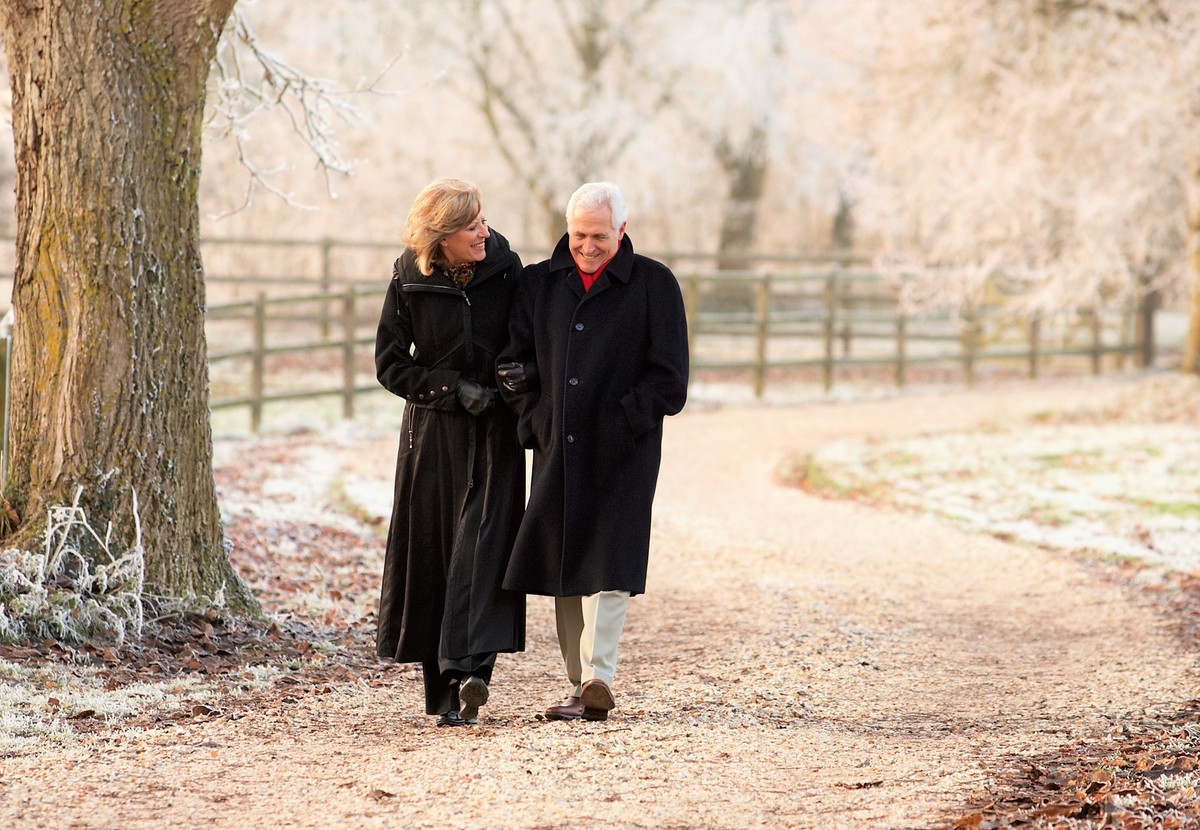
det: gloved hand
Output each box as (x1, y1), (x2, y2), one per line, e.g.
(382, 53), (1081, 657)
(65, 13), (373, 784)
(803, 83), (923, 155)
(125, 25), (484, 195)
(497, 361), (538, 394)
(455, 379), (495, 415)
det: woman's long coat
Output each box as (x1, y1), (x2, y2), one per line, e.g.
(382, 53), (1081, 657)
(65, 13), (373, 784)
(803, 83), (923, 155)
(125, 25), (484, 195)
(498, 233), (689, 597)
(374, 230), (525, 664)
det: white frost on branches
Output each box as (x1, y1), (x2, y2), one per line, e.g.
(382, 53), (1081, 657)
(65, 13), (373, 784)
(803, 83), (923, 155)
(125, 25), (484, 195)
(850, 0), (1200, 314)
(206, 9), (393, 213)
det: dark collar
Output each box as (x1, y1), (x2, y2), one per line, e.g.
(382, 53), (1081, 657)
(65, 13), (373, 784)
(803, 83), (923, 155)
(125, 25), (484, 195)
(398, 230), (516, 287)
(549, 233), (635, 285)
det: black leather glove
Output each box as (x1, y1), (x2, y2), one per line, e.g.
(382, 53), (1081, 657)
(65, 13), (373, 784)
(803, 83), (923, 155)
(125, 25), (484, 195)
(497, 361), (537, 394)
(455, 379), (495, 415)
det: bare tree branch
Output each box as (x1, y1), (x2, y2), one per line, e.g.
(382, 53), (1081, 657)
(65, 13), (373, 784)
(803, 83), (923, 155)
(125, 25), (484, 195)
(205, 9), (400, 212)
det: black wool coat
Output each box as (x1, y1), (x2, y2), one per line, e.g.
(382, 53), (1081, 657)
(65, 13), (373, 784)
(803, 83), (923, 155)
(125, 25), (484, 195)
(374, 230), (526, 664)
(498, 233), (689, 597)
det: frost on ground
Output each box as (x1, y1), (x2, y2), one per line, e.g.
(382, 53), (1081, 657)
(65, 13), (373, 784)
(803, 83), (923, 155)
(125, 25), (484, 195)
(791, 374), (1200, 575)
(0, 372), (1197, 830)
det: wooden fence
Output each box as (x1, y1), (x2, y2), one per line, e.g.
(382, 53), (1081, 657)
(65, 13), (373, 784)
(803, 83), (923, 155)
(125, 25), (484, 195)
(677, 270), (1152, 397)
(207, 288), (384, 431)
(0, 234), (1156, 433)
(204, 270), (1152, 431)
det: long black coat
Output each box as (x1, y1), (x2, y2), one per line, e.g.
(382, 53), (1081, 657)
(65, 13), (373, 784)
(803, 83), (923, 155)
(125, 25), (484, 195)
(498, 234), (689, 597)
(374, 230), (525, 664)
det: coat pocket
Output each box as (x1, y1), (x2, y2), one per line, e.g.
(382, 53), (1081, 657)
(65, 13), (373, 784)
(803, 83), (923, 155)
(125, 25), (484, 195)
(598, 406), (635, 458)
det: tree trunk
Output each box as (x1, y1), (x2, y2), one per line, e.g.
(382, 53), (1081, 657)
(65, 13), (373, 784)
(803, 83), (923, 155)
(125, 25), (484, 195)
(831, 186), (856, 252)
(0, 0), (257, 612)
(715, 125), (769, 272)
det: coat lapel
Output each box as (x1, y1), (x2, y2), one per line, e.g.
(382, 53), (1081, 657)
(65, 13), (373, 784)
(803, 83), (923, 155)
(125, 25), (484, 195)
(548, 233), (637, 302)
(548, 236), (585, 300)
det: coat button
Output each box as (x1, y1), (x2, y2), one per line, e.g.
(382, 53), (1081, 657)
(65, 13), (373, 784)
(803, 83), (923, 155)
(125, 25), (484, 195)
(566, 434), (575, 443)
(574, 323), (584, 331)
(569, 377), (579, 386)
(418, 394), (426, 399)
(441, 386), (449, 392)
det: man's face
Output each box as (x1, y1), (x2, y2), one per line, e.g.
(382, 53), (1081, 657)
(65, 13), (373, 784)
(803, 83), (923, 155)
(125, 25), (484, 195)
(568, 205), (625, 273)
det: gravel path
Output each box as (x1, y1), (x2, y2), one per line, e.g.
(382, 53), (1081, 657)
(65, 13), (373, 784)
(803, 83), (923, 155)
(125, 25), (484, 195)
(2, 377), (1195, 829)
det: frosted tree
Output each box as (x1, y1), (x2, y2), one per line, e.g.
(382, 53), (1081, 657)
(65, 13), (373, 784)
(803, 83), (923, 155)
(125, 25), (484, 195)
(855, 0), (1200, 371)
(0, 0), (257, 613)
(396, 0), (846, 263)
(403, 0), (674, 245)
(205, 8), (374, 215)
(660, 0), (790, 269)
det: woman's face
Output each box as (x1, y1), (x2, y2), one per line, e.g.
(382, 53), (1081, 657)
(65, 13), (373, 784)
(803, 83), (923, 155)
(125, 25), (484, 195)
(440, 211), (490, 265)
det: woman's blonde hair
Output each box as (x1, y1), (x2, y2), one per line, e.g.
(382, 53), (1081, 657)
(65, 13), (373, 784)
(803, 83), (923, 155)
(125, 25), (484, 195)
(403, 178), (483, 276)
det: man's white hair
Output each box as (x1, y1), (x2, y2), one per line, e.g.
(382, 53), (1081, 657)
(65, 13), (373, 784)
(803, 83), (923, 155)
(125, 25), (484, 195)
(566, 182), (628, 231)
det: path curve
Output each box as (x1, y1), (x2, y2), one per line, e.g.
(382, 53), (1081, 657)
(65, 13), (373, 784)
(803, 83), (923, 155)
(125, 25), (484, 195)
(2, 378), (1194, 829)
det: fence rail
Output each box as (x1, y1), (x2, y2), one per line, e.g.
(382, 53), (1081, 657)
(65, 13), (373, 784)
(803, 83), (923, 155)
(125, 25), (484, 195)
(205, 270), (1151, 431)
(0, 234), (1154, 433)
(677, 270), (1150, 397)
(207, 288), (383, 431)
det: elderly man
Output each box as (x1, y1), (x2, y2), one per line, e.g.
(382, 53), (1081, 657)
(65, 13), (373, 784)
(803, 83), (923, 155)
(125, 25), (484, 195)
(497, 182), (689, 721)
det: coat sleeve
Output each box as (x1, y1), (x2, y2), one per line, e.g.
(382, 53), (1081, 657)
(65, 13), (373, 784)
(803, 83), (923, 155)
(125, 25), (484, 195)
(620, 263), (690, 437)
(497, 263), (547, 449)
(375, 260), (462, 407)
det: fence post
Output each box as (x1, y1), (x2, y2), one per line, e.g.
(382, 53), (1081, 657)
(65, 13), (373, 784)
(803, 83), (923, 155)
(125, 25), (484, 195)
(251, 292), (266, 432)
(961, 310), (977, 388)
(1089, 308), (1102, 375)
(683, 274), (699, 366)
(840, 285), (853, 356)
(753, 273), (770, 399)
(1136, 289), (1158, 368)
(895, 313), (907, 388)
(342, 288), (357, 420)
(1028, 314), (1040, 379)
(822, 273), (836, 392)
(320, 238), (333, 342)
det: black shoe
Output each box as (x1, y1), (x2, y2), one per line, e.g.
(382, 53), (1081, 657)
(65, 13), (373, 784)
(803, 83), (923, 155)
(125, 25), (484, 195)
(459, 676), (489, 723)
(436, 711), (467, 727)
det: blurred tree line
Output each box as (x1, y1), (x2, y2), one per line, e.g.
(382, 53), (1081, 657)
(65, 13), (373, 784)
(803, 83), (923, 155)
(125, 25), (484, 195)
(200, 0), (1199, 369)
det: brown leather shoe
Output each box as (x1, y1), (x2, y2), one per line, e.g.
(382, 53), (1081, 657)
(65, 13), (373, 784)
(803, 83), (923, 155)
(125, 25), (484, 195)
(545, 696), (584, 721)
(581, 679), (615, 721)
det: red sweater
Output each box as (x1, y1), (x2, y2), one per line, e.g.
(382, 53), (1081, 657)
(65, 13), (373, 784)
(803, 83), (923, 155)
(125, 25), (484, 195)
(577, 256), (615, 292)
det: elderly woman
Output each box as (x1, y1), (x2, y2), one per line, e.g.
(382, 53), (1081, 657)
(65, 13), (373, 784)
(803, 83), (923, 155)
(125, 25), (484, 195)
(374, 178), (526, 727)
